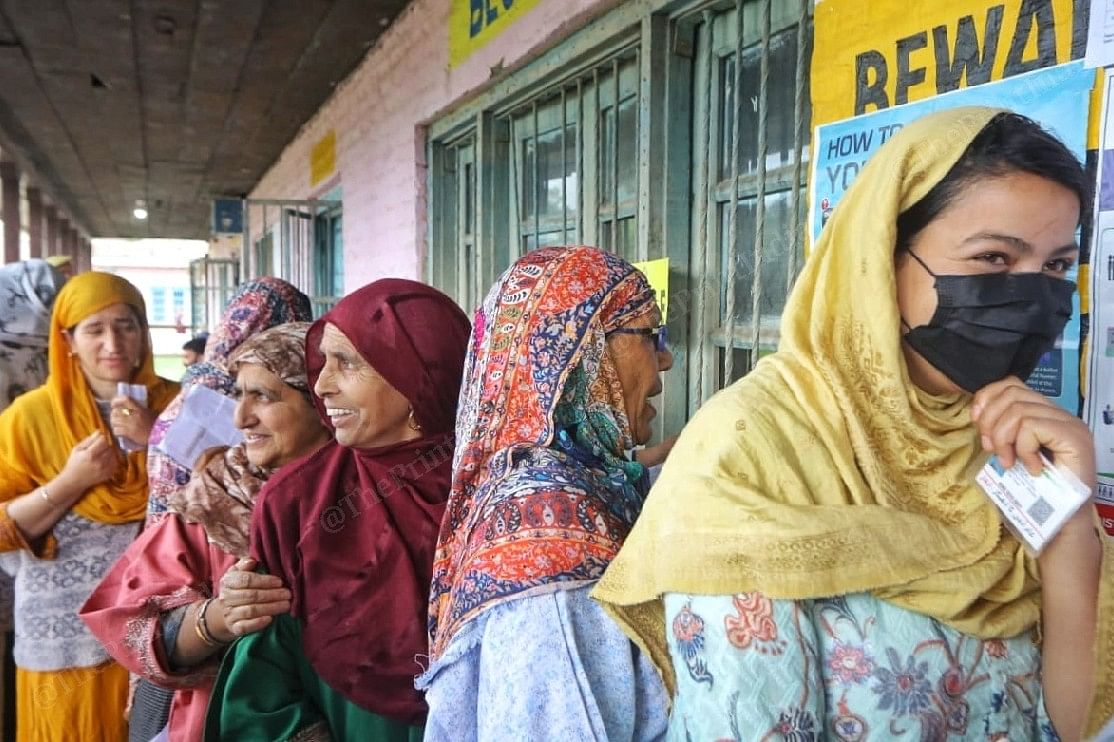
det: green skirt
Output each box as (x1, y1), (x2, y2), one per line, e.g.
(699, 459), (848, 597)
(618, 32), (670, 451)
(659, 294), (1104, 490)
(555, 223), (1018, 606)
(203, 612), (423, 741)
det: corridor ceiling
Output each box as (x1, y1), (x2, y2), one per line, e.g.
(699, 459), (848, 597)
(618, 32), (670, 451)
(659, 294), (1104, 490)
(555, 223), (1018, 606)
(0, 0), (408, 239)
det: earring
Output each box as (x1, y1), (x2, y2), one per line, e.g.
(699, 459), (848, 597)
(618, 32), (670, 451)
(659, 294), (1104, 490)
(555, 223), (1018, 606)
(407, 409), (422, 432)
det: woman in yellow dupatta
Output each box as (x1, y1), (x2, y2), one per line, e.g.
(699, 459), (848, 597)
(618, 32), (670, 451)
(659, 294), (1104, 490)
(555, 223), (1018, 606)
(0, 272), (178, 741)
(595, 107), (1114, 741)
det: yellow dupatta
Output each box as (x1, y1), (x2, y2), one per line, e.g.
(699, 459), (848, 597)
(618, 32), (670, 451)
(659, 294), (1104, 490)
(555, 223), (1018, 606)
(593, 106), (1114, 734)
(0, 271), (178, 524)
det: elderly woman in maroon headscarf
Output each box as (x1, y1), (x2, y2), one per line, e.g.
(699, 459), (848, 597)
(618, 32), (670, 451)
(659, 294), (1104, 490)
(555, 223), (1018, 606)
(204, 279), (470, 741)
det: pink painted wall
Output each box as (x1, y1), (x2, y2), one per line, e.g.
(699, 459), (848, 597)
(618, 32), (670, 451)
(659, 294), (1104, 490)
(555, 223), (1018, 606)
(250, 0), (618, 293)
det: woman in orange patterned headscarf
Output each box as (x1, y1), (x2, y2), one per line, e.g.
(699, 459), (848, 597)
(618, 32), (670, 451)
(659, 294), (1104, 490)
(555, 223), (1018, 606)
(0, 271), (177, 741)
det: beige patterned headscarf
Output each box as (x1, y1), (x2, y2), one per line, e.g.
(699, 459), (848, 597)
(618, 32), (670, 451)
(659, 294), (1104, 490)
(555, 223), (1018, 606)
(227, 321), (313, 401)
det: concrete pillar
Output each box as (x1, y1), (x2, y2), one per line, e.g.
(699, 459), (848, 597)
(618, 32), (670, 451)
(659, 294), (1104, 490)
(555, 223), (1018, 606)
(45, 206), (57, 257)
(26, 188), (42, 258)
(57, 218), (70, 259)
(0, 161), (19, 264)
(79, 238), (90, 273)
(64, 224), (76, 261)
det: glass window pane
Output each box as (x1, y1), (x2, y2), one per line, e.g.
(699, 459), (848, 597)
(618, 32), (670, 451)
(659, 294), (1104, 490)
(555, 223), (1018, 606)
(464, 160), (474, 236)
(522, 137), (536, 219)
(332, 216), (343, 295)
(617, 96), (638, 205)
(598, 217), (636, 256)
(717, 346), (775, 386)
(601, 106), (615, 205)
(151, 287), (166, 323)
(464, 242), (475, 309)
(720, 24), (812, 180)
(524, 230), (566, 252)
(536, 123), (577, 219)
(720, 189), (793, 322)
(600, 98), (636, 211)
(718, 347), (752, 387)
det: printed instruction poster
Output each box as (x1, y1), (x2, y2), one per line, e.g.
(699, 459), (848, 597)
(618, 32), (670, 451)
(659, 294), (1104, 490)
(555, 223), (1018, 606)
(810, 62), (1094, 413)
(632, 258), (669, 321)
(1087, 73), (1114, 517)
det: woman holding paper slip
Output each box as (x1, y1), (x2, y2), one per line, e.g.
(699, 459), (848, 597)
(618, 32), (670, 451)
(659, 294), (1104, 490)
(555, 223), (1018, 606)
(133, 277), (312, 738)
(595, 108), (1114, 741)
(0, 272), (178, 741)
(145, 277), (312, 522)
(81, 323), (331, 742)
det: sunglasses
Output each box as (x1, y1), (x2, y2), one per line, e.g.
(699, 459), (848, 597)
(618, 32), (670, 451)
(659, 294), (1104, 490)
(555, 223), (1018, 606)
(606, 325), (669, 353)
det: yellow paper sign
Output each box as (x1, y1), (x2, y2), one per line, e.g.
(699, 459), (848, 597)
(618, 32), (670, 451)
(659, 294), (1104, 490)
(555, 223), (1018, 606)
(811, 0), (1079, 128)
(449, 0), (542, 68)
(632, 257), (669, 321)
(310, 130), (337, 187)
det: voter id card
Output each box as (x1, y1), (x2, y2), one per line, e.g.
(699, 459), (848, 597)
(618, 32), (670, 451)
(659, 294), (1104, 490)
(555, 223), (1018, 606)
(975, 453), (1092, 555)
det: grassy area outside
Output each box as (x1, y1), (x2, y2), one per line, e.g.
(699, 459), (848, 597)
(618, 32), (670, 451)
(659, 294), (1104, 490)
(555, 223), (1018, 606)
(154, 355), (186, 381)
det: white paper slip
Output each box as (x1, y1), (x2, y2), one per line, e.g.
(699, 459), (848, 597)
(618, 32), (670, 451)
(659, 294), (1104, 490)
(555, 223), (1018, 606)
(115, 382), (148, 453)
(158, 384), (243, 469)
(1085, 0), (1114, 68)
(975, 453), (1092, 555)
(1091, 711), (1114, 741)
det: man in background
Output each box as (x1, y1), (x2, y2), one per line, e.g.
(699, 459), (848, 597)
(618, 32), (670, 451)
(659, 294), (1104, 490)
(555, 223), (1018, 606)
(182, 333), (207, 367)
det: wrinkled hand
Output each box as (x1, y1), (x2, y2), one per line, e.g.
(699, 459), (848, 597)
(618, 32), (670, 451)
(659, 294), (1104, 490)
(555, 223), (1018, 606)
(60, 432), (118, 492)
(634, 434), (680, 468)
(110, 395), (156, 449)
(215, 558), (292, 638)
(972, 377), (1097, 544)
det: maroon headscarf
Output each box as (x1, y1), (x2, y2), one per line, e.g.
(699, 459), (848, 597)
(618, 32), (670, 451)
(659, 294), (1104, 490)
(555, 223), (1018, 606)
(250, 279), (470, 724)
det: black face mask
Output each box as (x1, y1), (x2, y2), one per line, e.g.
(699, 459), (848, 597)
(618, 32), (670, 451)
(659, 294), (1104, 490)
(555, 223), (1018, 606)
(901, 251), (1075, 393)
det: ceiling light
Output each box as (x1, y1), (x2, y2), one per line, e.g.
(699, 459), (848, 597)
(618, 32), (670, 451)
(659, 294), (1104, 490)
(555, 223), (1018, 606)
(153, 15), (177, 36)
(133, 200), (148, 220)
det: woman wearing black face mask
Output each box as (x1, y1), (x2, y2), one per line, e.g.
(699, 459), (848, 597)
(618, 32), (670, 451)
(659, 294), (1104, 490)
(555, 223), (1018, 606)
(596, 108), (1114, 741)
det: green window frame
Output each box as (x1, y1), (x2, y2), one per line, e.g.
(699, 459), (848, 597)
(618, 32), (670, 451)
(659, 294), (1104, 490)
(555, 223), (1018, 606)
(426, 0), (813, 433)
(429, 45), (644, 316)
(314, 205), (344, 315)
(688, 0), (812, 404)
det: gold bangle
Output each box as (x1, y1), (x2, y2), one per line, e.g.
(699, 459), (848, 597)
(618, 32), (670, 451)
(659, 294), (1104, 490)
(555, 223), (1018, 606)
(195, 598), (230, 647)
(193, 599), (220, 648)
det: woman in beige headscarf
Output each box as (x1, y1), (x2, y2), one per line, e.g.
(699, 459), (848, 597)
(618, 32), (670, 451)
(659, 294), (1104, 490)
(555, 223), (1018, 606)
(595, 107), (1114, 740)
(81, 323), (330, 742)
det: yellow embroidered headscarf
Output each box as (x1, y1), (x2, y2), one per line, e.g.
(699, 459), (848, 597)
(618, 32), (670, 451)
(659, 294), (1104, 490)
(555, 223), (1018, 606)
(594, 106), (1114, 734)
(0, 271), (178, 524)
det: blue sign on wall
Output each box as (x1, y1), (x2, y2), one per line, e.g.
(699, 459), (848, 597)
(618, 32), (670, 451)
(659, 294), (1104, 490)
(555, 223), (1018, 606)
(212, 199), (244, 234)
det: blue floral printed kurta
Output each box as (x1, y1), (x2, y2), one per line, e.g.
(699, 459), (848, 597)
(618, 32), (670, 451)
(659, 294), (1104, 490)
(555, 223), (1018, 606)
(663, 592), (1058, 741)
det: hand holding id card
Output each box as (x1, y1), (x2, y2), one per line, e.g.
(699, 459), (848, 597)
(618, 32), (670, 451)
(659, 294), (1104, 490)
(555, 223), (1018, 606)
(976, 453), (1092, 555)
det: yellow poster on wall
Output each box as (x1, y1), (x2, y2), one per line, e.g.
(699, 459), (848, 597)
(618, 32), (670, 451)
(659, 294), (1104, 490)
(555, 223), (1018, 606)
(310, 130), (337, 187)
(811, 0), (1083, 128)
(449, 0), (542, 68)
(632, 257), (669, 321)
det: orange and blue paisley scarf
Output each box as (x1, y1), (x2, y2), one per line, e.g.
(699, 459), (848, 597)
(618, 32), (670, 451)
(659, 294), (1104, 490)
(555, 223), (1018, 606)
(428, 246), (658, 659)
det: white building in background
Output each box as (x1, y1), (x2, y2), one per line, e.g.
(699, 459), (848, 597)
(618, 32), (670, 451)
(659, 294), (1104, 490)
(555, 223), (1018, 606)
(0, 220), (30, 258)
(91, 239), (209, 358)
